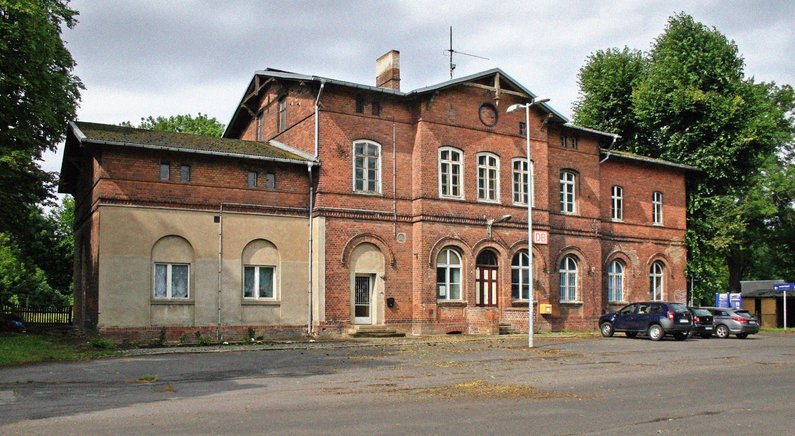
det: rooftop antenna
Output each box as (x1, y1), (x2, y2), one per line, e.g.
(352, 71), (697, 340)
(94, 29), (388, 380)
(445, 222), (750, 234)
(447, 26), (488, 79)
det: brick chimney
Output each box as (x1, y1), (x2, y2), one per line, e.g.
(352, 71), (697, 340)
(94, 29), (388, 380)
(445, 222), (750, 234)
(375, 50), (400, 90)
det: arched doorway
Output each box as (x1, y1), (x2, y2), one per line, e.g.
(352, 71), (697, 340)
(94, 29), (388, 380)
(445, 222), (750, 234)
(476, 250), (498, 307)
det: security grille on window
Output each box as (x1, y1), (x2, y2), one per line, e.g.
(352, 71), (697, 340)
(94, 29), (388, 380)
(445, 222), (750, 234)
(436, 248), (462, 300)
(160, 163), (170, 181)
(560, 170), (576, 213)
(439, 148), (463, 198)
(353, 141), (381, 193)
(512, 159), (533, 206)
(650, 261), (664, 301)
(243, 265), (275, 300)
(559, 255), (578, 302)
(511, 250), (530, 301)
(607, 260), (624, 302)
(277, 97), (287, 132)
(154, 263), (189, 299)
(477, 153), (499, 202)
(611, 186), (623, 221)
(180, 165), (191, 182)
(652, 191), (663, 225)
(247, 171), (257, 188)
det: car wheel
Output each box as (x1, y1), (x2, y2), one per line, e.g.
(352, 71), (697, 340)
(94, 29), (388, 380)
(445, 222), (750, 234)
(648, 324), (664, 341)
(600, 322), (615, 337)
(626, 332), (638, 338)
(716, 324), (730, 339)
(736, 333), (748, 339)
(701, 334), (712, 339)
(673, 332), (688, 341)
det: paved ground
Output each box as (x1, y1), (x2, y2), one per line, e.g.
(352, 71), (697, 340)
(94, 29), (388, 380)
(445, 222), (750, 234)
(1, 332), (794, 435)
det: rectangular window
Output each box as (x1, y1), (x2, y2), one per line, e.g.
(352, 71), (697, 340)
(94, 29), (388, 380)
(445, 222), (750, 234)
(277, 97), (287, 132)
(153, 263), (189, 299)
(611, 186), (623, 221)
(256, 112), (265, 141)
(243, 266), (275, 300)
(570, 136), (578, 150)
(180, 165), (191, 182)
(353, 141), (380, 193)
(371, 101), (381, 116)
(512, 159), (533, 206)
(265, 172), (276, 190)
(439, 148), (463, 198)
(160, 163), (170, 181)
(355, 96), (365, 114)
(247, 171), (257, 188)
(560, 135), (568, 148)
(477, 154), (499, 202)
(519, 122), (526, 136)
(652, 191), (663, 225)
(560, 171), (576, 213)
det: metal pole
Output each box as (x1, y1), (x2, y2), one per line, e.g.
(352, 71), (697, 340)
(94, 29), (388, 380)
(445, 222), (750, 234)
(525, 105), (534, 348)
(785, 290), (788, 331)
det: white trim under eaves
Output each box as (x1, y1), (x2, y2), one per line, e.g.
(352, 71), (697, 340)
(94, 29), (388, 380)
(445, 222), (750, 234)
(69, 121), (87, 141)
(563, 122), (621, 139)
(267, 139), (317, 162)
(80, 137), (319, 167)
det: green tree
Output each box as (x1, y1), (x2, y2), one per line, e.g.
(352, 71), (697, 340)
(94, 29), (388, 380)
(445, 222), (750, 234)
(0, 0), (82, 238)
(573, 13), (794, 299)
(121, 113), (225, 137)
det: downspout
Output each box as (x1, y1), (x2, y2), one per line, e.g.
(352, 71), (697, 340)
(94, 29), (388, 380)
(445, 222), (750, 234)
(307, 165), (314, 335)
(392, 122), (397, 237)
(599, 134), (619, 164)
(217, 203), (223, 341)
(314, 80), (326, 158)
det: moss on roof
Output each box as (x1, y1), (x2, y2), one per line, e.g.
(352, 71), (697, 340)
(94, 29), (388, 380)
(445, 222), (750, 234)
(74, 121), (312, 163)
(600, 149), (698, 172)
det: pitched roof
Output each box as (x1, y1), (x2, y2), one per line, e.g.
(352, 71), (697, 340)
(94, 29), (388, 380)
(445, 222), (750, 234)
(599, 149), (699, 172)
(70, 121), (317, 165)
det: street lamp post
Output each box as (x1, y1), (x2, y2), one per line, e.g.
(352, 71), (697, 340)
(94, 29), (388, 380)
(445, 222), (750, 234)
(507, 97), (549, 348)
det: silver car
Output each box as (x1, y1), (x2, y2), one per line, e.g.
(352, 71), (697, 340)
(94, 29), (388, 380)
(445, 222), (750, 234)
(702, 307), (760, 339)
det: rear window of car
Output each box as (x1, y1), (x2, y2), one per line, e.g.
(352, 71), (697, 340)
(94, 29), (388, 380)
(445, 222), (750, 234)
(734, 310), (753, 318)
(668, 303), (689, 313)
(691, 308), (711, 316)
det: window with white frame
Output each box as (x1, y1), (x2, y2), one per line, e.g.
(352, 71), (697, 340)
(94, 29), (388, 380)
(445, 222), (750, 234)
(650, 261), (664, 301)
(570, 136), (578, 150)
(439, 147), (463, 198)
(243, 265), (275, 300)
(436, 248), (462, 300)
(560, 170), (576, 213)
(607, 260), (624, 302)
(353, 140), (381, 193)
(652, 191), (663, 225)
(559, 255), (578, 302)
(611, 185), (623, 221)
(277, 96), (287, 132)
(560, 135), (568, 148)
(477, 153), (499, 202)
(512, 159), (533, 206)
(511, 250), (530, 301)
(153, 263), (189, 299)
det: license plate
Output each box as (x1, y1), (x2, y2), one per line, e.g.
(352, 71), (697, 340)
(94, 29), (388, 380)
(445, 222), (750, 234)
(679, 319), (689, 323)
(705, 326), (712, 330)
(749, 321), (757, 324)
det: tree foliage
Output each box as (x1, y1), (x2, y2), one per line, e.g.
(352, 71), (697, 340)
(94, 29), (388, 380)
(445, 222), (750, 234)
(573, 13), (795, 300)
(0, 0), (82, 237)
(121, 113), (225, 137)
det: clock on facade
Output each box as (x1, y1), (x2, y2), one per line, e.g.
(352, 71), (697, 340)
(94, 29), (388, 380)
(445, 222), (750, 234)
(478, 103), (498, 126)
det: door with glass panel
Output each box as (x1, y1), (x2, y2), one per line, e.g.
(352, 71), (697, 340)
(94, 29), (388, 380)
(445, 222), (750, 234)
(476, 251), (498, 307)
(354, 275), (373, 324)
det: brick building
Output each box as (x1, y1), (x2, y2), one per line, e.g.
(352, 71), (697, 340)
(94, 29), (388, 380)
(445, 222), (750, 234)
(61, 51), (694, 341)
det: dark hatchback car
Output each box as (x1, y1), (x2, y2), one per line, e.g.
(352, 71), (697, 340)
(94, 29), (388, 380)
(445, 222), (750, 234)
(600, 302), (693, 341)
(688, 307), (714, 339)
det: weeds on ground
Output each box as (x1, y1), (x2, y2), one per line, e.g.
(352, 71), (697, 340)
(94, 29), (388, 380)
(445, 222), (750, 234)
(0, 333), (117, 367)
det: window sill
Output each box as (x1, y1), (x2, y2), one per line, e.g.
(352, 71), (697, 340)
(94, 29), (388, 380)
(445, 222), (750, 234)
(151, 299), (194, 305)
(437, 300), (467, 307)
(242, 300), (281, 306)
(439, 195), (466, 201)
(559, 300), (583, 306)
(611, 219), (623, 223)
(477, 199), (501, 205)
(352, 190), (382, 197)
(608, 300), (628, 305)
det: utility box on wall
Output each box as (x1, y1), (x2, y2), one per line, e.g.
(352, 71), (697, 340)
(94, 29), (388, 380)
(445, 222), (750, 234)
(539, 303), (552, 314)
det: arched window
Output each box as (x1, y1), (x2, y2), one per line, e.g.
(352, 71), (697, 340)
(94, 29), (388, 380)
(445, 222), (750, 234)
(607, 260), (624, 302)
(353, 140), (381, 193)
(476, 153), (500, 202)
(242, 239), (279, 301)
(560, 170), (576, 214)
(512, 250), (530, 301)
(559, 255), (578, 302)
(436, 248), (462, 300)
(650, 261), (664, 301)
(152, 236), (193, 300)
(439, 147), (463, 199)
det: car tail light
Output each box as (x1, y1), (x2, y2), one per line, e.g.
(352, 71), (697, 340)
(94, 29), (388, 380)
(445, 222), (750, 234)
(731, 316), (747, 323)
(694, 316), (701, 323)
(668, 311), (675, 321)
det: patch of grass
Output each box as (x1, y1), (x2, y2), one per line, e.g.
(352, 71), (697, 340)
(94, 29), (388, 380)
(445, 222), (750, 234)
(136, 375), (159, 383)
(411, 379), (578, 400)
(89, 336), (117, 350)
(0, 333), (117, 367)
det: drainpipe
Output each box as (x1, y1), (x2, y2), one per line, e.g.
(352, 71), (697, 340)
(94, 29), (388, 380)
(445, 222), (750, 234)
(307, 164), (314, 335)
(314, 80), (326, 158)
(217, 203), (224, 341)
(392, 122), (397, 237)
(599, 134), (619, 164)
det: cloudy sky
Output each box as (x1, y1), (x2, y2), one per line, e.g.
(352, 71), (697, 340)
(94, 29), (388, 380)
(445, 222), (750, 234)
(43, 0), (795, 173)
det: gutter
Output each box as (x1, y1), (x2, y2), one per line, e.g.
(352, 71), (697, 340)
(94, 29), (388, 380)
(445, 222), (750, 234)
(599, 135), (619, 164)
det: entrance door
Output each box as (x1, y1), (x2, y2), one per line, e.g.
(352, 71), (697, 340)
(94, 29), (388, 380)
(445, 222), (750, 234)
(354, 275), (373, 324)
(476, 251), (498, 307)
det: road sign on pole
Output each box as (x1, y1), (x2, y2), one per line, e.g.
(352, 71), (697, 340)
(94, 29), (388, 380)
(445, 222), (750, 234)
(772, 283), (793, 331)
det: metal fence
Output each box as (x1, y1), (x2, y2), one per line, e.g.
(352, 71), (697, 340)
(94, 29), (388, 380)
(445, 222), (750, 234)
(1, 305), (73, 326)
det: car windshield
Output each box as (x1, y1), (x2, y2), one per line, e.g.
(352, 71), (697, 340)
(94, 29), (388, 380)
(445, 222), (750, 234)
(669, 303), (688, 313)
(691, 308), (711, 316)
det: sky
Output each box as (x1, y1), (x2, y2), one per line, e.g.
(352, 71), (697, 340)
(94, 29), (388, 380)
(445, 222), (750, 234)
(42, 0), (795, 174)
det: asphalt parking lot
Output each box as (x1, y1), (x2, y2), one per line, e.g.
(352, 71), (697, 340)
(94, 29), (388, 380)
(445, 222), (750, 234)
(1, 332), (794, 435)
